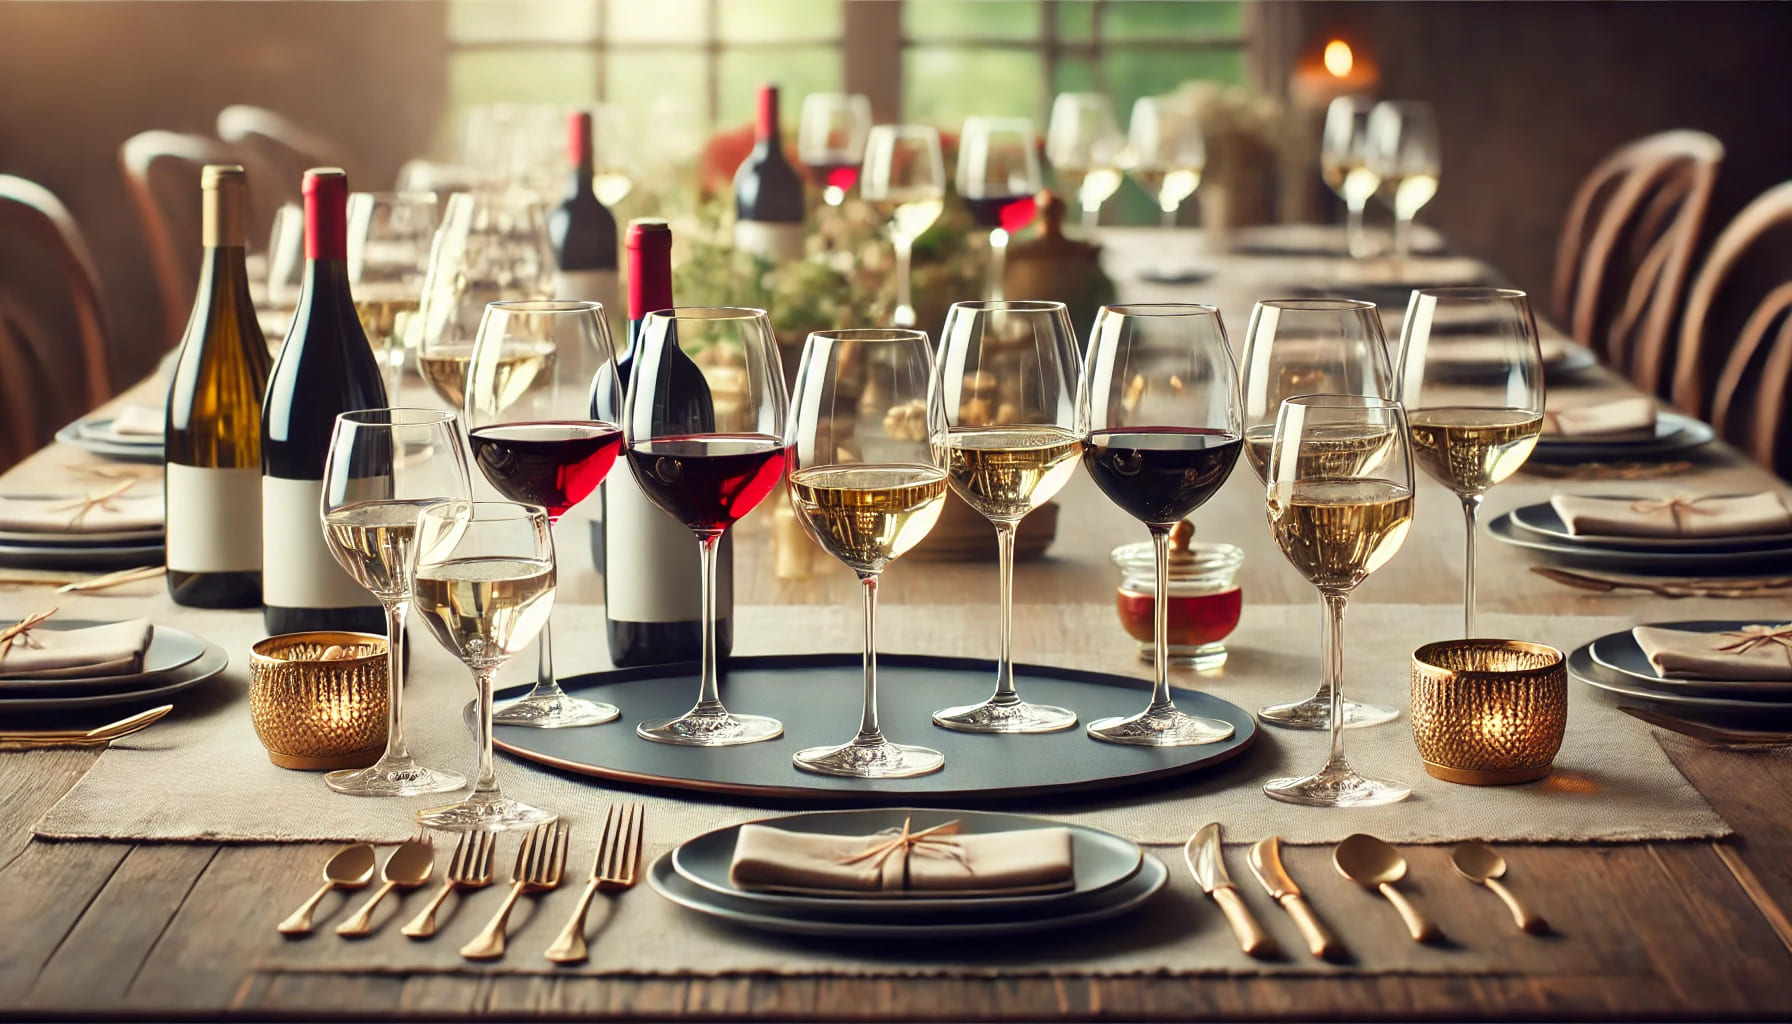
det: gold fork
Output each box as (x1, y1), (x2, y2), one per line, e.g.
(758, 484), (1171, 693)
(402, 831), (496, 939)
(460, 821), (567, 961)
(545, 802), (644, 964)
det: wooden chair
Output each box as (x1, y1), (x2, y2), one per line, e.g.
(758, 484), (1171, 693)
(1551, 130), (1723, 400)
(120, 130), (239, 349)
(217, 104), (351, 188)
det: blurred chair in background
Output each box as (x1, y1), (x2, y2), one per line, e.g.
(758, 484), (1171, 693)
(120, 130), (239, 350)
(217, 104), (351, 190)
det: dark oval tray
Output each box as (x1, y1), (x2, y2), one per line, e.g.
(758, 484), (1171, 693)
(492, 653), (1258, 803)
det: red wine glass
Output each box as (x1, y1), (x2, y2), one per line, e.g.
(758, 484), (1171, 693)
(797, 93), (871, 206)
(956, 117), (1042, 301)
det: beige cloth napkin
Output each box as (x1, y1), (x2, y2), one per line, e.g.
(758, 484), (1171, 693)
(0, 491), (163, 533)
(0, 619), (153, 679)
(1633, 624), (1792, 682)
(103, 406), (165, 440)
(1550, 492), (1792, 538)
(729, 821), (1075, 897)
(1543, 396), (1656, 438)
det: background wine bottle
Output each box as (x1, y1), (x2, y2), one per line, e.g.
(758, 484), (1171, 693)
(732, 84), (805, 263)
(164, 164), (273, 608)
(591, 218), (733, 666)
(549, 109), (619, 313)
(260, 167), (388, 636)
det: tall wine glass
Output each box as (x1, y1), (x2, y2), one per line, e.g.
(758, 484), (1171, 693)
(587, 102), (637, 207)
(464, 300), (623, 728)
(1396, 287), (1544, 637)
(319, 408), (472, 796)
(956, 117), (1041, 302)
(798, 93), (872, 207)
(348, 191), (438, 400)
(1321, 97), (1379, 259)
(624, 307), (789, 746)
(1125, 96), (1205, 280)
(1367, 101), (1441, 262)
(786, 329), (947, 776)
(930, 300), (1082, 734)
(861, 125), (945, 329)
(1263, 395), (1415, 807)
(413, 501), (559, 831)
(1079, 305), (1241, 746)
(1239, 298), (1399, 730)
(1046, 92), (1125, 230)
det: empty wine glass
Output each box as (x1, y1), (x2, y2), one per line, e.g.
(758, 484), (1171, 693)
(798, 93), (872, 207)
(860, 125), (945, 329)
(1367, 101), (1441, 262)
(1126, 96), (1206, 281)
(1046, 92), (1126, 230)
(786, 329), (947, 777)
(1321, 97), (1379, 259)
(319, 408), (472, 796)
(348, 191), (438, 401)
(956, 117), (1042, 302)
(1079, 304), (1242, 746)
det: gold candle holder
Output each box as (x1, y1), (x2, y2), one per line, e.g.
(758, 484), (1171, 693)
(249, 632), (388, 771)
(1410, 639), (1567, 785)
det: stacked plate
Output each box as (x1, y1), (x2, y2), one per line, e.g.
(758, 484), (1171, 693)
(1569, 621), (1792, 721)
(0, 502), (163, 571)
(54, 416), (164, 463)
(650, 808), (1167, 938)
(0, 620), (227, 714)
(1488, 498), (1792, 573)
(1527, 409), (1714, 465)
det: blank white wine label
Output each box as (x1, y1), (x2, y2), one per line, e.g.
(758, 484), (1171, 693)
(732, 220), (805, 263)
(262, 475), (380, 610)
(554, 269), (619, 314)
(166, 464), (261, 573)
(604, 470), (731, 622)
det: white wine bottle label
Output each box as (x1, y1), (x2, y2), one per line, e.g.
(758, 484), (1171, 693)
(261, 475), (379, 610)
(165, 464), (262, 573)
(604, 470), (730, 622)
(554, 269), (620, 313)
(733, 220), (805, 263)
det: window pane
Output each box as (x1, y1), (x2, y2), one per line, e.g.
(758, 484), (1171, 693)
(607, 0), (708, 41)
(718, 47), (842, 129)
(903, 46), (1044, 126)
(904, 0), (1041, 41)
(449, 49), (600, 108)
(1103, 47), (1244, 107)
(1052, 56), (1097, 94)
(1054, 1), (1096, 42)
(1102, 0), (1243, 39)
(718, 0), (842, 41)
(449, 0), (601, 42)
(605, 50), (710, 140)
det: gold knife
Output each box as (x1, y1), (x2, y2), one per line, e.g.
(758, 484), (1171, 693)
(1530, 566), (1792, 598)
(1247, 836), (1342, 961)
(1184, 823), (1277, 958)
(0, 704), (173, 751)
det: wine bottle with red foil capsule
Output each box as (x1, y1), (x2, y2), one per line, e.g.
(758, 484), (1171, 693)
(732, 84), (806, 263)
(260, 167), (388, 636)
(549, 109), (619, 312)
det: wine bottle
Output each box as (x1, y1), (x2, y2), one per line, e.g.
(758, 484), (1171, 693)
(549, 109), (619, 311)
(732, 84), (805, 263)
(164, 164), (273, 608)
(261, 167), (388, 635)
(592, 218), (733, 666)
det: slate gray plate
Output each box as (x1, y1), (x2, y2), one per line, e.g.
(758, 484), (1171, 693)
(0, 638), (227, 713)
(1527, 411), (1714, 463)
(1507, 500), (1792, 552)
(0, 539), (162, 570)
(0, 622), (205, 696)
(1487, 512), (1792, 573)
(1588, 621), (1792, 700)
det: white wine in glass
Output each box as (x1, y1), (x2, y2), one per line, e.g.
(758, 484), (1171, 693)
(861, 125), (945, 329)
(1367, 101), (1441, 262)
(1046, 92), (1125, 229)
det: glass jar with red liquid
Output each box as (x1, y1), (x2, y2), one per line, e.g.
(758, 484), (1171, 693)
(1111, 522), (1243, 671)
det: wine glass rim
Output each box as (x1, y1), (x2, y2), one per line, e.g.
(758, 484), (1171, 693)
(1411, 286), (1527, 301)
(807, 328), (929, 344)
(336, 407), (457, 427)
(486, 299), (603, 314)
(417, 499), (543, 524)
(1102, 302), (1220, 317)
(961, 115), (1034, 130)
(951, 299), (1066, 313)
(353, 190), (438, 202)
(1282, 393), (1403, 411)
(1255, 297), (1378, 312)
(643, 306), (769, 322)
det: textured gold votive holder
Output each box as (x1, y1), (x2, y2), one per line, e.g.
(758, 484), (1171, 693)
(1410, 639), (1567, 786)
(249, 632), (388, 771)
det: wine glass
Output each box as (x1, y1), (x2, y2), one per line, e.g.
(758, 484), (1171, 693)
(860, 125), (945, 329)
(624, 307), (789, 746)
(1396, 287), (1544, 637)
(798, 93), (872, 207)
(1125, 96), (1205, 280)
(955, 117), (1041, 302)
(1321, 97), (1379, 259)
(1239, 298), (1399, 730)
(1263, 395), (1415, 807)
(348, 191), (438, 401)
(786, 329), (947, 777)
(1079, 304), (1242, 746)
(588, 102), (636, 207)
(929, 300), (1082, 734)
(1367, 101), (1441, 262)
(319, 408), (472, 796)
(265, 202), (304, 313)
(464, 300), (623, 729)
(412, 500), (559, 831)
(1046, 92), (1125, 230)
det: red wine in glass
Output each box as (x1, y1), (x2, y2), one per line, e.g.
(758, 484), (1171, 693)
(629, 433), (789, 534)
(964, 194), (1038, 235)
(1083, 427), (1242, 526)
(468, 420), (623, 522)
(809, 162), (861, 195)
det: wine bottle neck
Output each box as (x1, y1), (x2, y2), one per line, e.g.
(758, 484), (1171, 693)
(201, 182), (248, 249)
(303, 170), (350, 261)
(567, 111), (595, 189)
(755, 87), (780, 145)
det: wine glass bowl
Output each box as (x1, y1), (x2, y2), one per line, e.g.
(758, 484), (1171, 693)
(1046, 92), (1126, 229)
(860, 125), (946, 329)
(1321, 97), (1379, 259)
(956, 118), (1042, 301)
(798, 93), (872, 207)
(1125, 97), (1205, 279)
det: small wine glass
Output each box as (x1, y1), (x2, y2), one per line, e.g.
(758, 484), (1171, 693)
(1079, 304), (1242, 746)
(624, 307), (789, 746)
(930, 300), (1082, 734)
(1125, 96), (1206, 281)
(1396, 287), (1544, 637)
(860, 125), (945, 329)
(786, 328), (947, 777)
(1321, 97), (1379, 259)
(956, 117), (1041, 302)
(465, 299), (624, 729)
(319, 408), (472, 797)
(1367, 101), (1441, 263)
(1046, 92), (1126, 230)
(1239, 298), (1400, 730)
(798, 93), (872, 207)
(412, 500), (559, 831)
(348, 191), (438, 401)
(587, 102), (637, 207)
(1263, 395), (1415, 807)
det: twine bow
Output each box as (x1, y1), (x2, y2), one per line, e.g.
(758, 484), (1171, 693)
(51, 479), (137, 528)
(1715, 623), (1792, 659)
(835, 818), (970, 886)
(1630, 494), (1716, 533)
(0, 606), (59, 663)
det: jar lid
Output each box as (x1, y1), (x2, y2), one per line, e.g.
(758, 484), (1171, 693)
(1111, 521), (1244, 578)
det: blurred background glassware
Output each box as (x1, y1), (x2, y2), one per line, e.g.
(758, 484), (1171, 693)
(860, 124), (945, 330)
(264, 202), (304, 326)
(348, 191), (438, 401)
(1046, 92), (1126, 231)
(1410, 639), (1567, 785)
(1112, 525), (1243, 670)
(1321, 96), (1380, 259)
(1367, 101), (1441, 262)
(586, 102), (637, 207)
(798, 92), (872, 207)
(956, 117), (1042, 302)
(1124, 96), (1206, 280)
(249, 632), (387, 771)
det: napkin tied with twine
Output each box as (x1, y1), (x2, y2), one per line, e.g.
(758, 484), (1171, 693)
(0, 608), (154, 680)
(1634, 623), (1792, 682)
(729, 818), (1075, 897)
(1550, 492), (1792, 538)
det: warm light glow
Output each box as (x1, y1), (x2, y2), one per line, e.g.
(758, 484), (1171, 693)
(1323, 40), (1354, 78)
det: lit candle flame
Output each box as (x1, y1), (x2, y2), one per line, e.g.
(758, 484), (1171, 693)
(1323, 40), (1354, 78)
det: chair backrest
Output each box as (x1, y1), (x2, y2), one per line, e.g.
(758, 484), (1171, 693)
(1551, 130), (1723, 399)
(120, 130), (239, 349)
(217, 104), (351, 186)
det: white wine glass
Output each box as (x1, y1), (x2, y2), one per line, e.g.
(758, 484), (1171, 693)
(798, 93), (872, 207)
(587, 102), (636, 207)
(860, 125), (945, 329)
(1046, 92), (1125, 230)
(1239, 298), (1399, 730)
(319, 408), (472, 797)
(786, 328), (947, 777)
(1126, 96), (1206, 281)
(956, 117), (1041, 302)
(1263, 395), (1415, 807)
(1396, 287), (1544, 637)
(413, 500), (559, 831)
(348, 191), (438, 401)
(930, 300), (1082, 734)
(1321, 97), (1379, 259)
(1367, 101), (1441, 262)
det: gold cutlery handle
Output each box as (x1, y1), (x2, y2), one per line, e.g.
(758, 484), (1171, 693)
(277, 882), (335, 936)
(1379, 883), (1441, 943)
(1486, 877), (1548, 934)
(544, 879), (599, 964)
(461, 881), (525, 960)
(335, 880), (396, 937)
(0, 737), (109, 752)
(1282, 894), (1341, 960)
(1213, 885), (1276, 958)
(401, 881), (456, 939)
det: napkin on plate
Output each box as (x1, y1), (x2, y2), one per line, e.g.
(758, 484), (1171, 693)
(102, 406), (166, 440)
(1542, 396), (1656, 438)
(729, 819), (1075, 897)
(1549, 492), (1792, 538)
(0, 489), (163, 533)
(0, 619), (154, 679)
(1633, 624), (1792, 682)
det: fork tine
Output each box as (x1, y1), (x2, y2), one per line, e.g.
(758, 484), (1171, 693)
(549, 822), (569, 883)
(513, 826), (537, 880)
(447, 832), (468, 881)
(594, 804), (620, 881)
(528, 822), (553, 882)
(478, 831), (495, 880)
(622, 803), (644, 884)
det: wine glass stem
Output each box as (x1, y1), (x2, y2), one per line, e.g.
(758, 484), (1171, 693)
(472, 664), (500, 797)
(1461, 494), (1483, 637)
(854, 573), (885, 744)
(893, 236), (915, 328)
(987, 229), (1008, 302)
(1394, 214), (1412, 262)
(1346, 201), (1367, 258)
(1146, 524), (1177, 716)
(990, 520), (1019, 706)
(1159, 204), (1178, 274)
(521, 520), (562, 700)
(1081, 203), (1099, 230)
(694, 533), (726, 715)
(1322, 590), (1349, 771)
(381, 599), (411, 763)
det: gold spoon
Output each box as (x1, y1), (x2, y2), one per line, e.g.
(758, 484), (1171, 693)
(1333, 833), (1442, 943)
(277, 844), (376, 935)
(1451, 842), (1548, 934)
(336, 836), (436, 937)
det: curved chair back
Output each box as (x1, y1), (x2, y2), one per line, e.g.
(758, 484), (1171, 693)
(217, 104), (350, 185)
(120, 130), (240, 348)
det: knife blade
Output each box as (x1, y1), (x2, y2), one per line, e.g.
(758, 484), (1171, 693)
(1247, 836), (1343, 960)
(1184, 823), (1277, 958)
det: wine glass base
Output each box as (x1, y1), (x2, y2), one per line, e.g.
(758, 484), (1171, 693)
(1258, 694), (1400, 731)
(931, 700), (1078, 734)
(1087, 707), (1235, 747)
(416, 794), (556, 832)
(637, 711), (784, 747)
(1263, 765), (1411, 807)
(325, 758), (465, 797)
(1136, 641), (1228, 671)
(794, 738), (945, 779)
(493, 694), (620, 729)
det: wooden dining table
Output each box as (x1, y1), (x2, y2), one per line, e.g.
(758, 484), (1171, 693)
(1, 225), (1790, 1021)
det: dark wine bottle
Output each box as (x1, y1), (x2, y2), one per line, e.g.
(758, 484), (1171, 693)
(592, 218), (732, 666)
(548, 109), (619, 312)
(165, 165), (273, 608)
(260, 167), (388, 636)
(732, 84), (805, 263)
